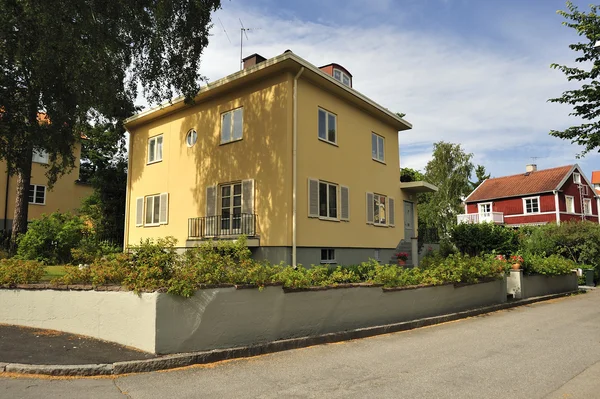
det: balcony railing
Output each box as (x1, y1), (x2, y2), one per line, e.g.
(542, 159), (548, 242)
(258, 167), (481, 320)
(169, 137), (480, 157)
(457, 212), (504, 224)
(188, 214), (257, 239)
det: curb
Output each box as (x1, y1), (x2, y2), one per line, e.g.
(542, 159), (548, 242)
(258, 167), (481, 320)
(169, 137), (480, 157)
(0, 290), (582, 377)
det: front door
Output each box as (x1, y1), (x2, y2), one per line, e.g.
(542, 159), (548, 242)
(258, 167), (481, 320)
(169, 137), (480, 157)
(220, 183), (242, 235)
(404, 201), (414, 239)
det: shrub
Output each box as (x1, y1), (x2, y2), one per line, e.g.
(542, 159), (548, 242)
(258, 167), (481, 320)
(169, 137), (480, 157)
(450, 222), (518, 257)
(123, 237), (179, 292)
(525, 254), (576, 276)
(71, 236), (122, 265)
(16, 212), (88, 264)
(0, 259), (45, 285)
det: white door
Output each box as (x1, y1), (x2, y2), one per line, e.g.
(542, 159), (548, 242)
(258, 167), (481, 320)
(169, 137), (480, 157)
(220, 183), (242, 235)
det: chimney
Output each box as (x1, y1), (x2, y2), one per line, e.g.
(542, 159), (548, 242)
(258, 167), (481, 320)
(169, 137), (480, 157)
(242, 53), (267, 69)
(526, 164), (537, 173)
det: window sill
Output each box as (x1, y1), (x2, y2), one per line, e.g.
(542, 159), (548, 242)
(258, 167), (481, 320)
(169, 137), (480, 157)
(372, 158), (386, 165)
(28, 203), (46, 206)
(318, 137), (338, 147)
(318, 216), (340, 222)
(32, 161), (49, 165)
(147, 159), (163, 165)
(144, 223), (161, 227)
(220, 138), (243, 146)
(320, 261), (337, 264)
(370, 223), (389, 227)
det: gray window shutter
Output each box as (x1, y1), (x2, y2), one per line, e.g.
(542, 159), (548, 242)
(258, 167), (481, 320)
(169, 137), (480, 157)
(159, 193), (169, 224)
(308, 178), (319, 217)
(366, 192), (374, 224)
(206, 185), (217, 216)
(340, 186), (350, 221)
(388, 197), (395, 227)
(242, 179), (254, 214)
(136, 197), (144, 227)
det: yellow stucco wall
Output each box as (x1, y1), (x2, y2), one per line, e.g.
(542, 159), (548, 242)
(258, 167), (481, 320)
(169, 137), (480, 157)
(295, 79), (412, 249)
(0, 143), (93, 227)
(125, 72), (293, 248)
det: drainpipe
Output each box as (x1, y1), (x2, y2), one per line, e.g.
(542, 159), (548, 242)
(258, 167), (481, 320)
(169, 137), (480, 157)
(553, 190), (560, 225)
(123, 129), (133, 251)
(3, 165), (9, 231)
(292, 67), (304, 268)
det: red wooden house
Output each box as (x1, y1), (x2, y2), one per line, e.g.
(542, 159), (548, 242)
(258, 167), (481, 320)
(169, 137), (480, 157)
(458, 164), (600, 227)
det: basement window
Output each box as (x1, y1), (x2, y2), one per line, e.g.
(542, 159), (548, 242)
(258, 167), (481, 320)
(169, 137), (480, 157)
(321, 248), (336, 264)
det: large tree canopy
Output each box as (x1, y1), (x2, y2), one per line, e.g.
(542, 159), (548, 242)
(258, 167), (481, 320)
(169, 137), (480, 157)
(549, 1), (600, 155)
(0, 0), (221, 244)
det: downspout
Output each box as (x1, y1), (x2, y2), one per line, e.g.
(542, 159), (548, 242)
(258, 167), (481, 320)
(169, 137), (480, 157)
(292, 67), (305, 268)
(3, 165), (9, 231)
(554, 190), (560, 225)
(123, 129), (133, 251)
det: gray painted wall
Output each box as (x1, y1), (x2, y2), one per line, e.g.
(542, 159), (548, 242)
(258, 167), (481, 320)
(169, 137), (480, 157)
(522, 273), (578, 298)
(252, 246), (395, 266)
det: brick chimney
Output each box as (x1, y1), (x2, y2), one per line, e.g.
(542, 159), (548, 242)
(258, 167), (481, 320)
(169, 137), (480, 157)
(242, 53), (267, 69)
(526, 164), (537, 173)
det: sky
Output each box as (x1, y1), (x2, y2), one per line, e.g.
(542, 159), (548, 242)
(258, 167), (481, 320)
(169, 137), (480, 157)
(136, 0), (600, 179)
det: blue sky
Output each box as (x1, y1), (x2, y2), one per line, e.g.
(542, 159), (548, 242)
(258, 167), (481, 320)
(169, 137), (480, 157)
(139, 0), (600, 179)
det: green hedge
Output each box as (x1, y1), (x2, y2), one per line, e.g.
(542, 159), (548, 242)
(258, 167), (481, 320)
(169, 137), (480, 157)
(450, 222), (518, 257)
(0, 259), (45, 286)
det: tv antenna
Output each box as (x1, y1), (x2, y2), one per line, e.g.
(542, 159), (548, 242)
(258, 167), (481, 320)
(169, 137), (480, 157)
(239, 19), (259, 70)
(530, 156), (539, 164)
(218, 17), (232, 44)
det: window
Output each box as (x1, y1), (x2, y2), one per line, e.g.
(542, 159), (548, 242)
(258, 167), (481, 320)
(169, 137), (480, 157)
(319, 181), (338, 219)
(523, 197), (540, 214)
(478, 202), (492, 214)
(373, 194), (387, 225)
(143, 193), (169, 226)
(186, 129), (197, 147)
(28, 185), (45, 205)
(565, 196), (575, 213)
(584, 198), (592, 215)
(574, 172), (581, 184)
(371, 133), (385, 162)
(32, 149), (48, 164)
(332, 68), (351, 87)
(321, 249), (336, 264)
(221, 108), (243, 144)
(220, 183), (242, 233)
(374, 249), (380, 262)
(318, 108), (337, 144)
(148, 135), (163, 164)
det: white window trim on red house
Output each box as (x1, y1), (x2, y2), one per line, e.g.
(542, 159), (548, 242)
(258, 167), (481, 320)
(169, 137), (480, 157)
(522, 196), (541, 214)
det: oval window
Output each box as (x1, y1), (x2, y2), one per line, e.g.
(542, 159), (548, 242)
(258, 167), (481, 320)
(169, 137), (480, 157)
(186, 129), (197, 147)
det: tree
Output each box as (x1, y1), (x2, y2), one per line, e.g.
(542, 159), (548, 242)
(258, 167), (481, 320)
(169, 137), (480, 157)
(400, 167), (424, 182)
(420, 142), (474, 238)
(469, 165), (490, 191)
(549, 1), (600, 156)
(0, 0), (221, 247)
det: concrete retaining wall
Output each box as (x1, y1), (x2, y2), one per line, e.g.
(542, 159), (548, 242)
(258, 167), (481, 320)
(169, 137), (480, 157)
(507, 270), (578, 299)
(0, 289), (158, 353)
(0, 279), (507, 355)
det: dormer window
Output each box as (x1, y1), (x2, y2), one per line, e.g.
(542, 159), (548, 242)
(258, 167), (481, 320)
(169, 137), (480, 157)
(333, 68), (351, 87)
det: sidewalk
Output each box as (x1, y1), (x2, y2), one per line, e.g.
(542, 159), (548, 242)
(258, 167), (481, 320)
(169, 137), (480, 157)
(0, 324), (156, 365)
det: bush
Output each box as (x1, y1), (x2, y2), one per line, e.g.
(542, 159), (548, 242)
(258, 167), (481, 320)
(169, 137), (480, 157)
(0, 259), (45, 285)
(70, 236), (122, 265)
(450, 222), (518, 257)
(16, 213), (88, 264)
(525, 254), (576, 276)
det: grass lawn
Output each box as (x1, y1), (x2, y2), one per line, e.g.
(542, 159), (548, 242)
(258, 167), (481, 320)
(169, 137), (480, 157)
(41, 265), (67, 282)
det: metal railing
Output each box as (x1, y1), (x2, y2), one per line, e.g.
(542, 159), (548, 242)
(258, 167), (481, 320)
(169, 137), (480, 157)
(188, 214), (257, 239)
(457, 212), (504, 224)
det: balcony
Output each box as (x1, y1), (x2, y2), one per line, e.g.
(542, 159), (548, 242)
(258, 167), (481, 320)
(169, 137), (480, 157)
(457, 212), (504, 224)
(188, 213), (257, 239)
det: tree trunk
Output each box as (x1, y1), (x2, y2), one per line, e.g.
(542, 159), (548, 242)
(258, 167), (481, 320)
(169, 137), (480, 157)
(10, 148), (33, 251)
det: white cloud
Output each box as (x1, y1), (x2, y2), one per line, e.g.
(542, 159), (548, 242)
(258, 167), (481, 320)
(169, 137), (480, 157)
(137, 2), (600, 177)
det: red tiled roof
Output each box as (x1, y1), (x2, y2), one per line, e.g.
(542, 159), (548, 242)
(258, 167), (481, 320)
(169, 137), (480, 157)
(466, 165), (573, 202)
(592, 171), (600, 184)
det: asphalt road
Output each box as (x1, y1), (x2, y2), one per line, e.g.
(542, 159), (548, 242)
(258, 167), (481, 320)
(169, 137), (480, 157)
(2, 289), (600, 399)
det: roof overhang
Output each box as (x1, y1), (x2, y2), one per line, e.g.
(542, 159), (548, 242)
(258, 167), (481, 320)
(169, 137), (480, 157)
(124, 51), (411, 132)
(400, 181), (438, 193)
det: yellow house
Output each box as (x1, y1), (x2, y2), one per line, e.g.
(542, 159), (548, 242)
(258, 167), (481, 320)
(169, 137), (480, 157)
(0, 143), (93, 231)
(123, 51), (436, 266)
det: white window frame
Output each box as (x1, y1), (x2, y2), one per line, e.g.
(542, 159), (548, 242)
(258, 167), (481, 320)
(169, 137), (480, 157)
(371, 133), (385, 163)
(28, 184), (46, 205)
(584, 198), (592, 215)
(373, 193), (387, 225)
(573, 172), (581, 184)
(318, 108), (337, 145)
(318, 181), (339, 220)
(186, 128), (197, 147)
(478, 202), (492, 215)
(144, 194), (162, 226)
(148, 135), (163, 164)
(565, 195), (575, 214)
(320, 248), (336, 264)
(374, 249), (381, 262)
(32, 149), (49, 164)
(523, 196), (540, 214)
(332, 68), (351, 87)
(220, 107), (244, 144)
